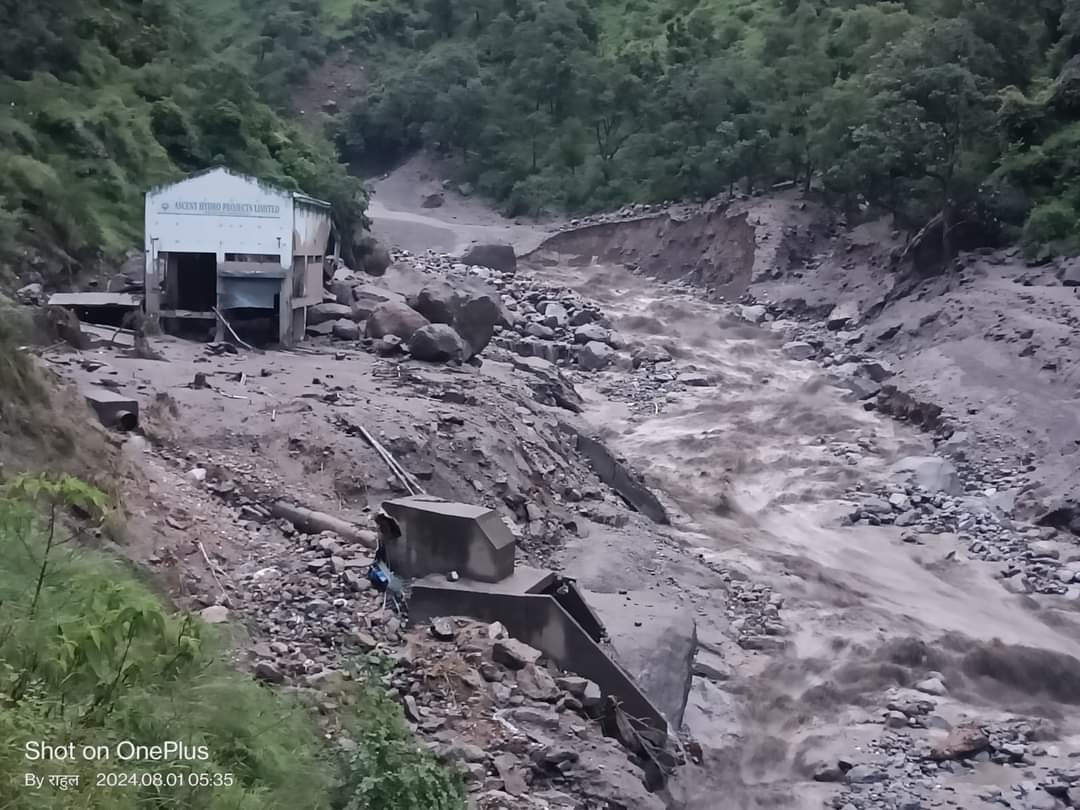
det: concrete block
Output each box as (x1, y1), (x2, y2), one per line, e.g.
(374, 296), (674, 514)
(83, 387), (138, 431)
(382, 496), (516, 583)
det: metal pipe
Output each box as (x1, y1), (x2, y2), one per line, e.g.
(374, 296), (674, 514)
(114, 410), (138, 432)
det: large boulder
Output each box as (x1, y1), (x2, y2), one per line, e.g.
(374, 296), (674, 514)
(408, 324), (467, 363)
(738, 304), (767, 324)
(365, 301), (430, 341)
(332, 319), (360, 340)
(307, 321), (335, 336)
(573, 324), (610, 344)
(930, 725), (990, 762)
(373, 335), (403, 356)
(1035, 498), (1080, 536)
(569, 308), (601, 327)
(351, 285), (399, 322)
(782, 341), (815, 360)
(461, 243), (517, 274)
(492, 639), (543, 670)
(578, 341), (615, 371)
(511, 355), (583, 412)
(355, 235), (392, 277)
(331, 280), (358, 305)
(631, 344), (671, 366)
(526, 322), (556, 339)
(826, 301), (860, 331)
(892, 456), (962, 495)
(453, 293), (501, 358)
(307, 302), (352, 325)
(1062, 260), (1080, 287)
(410, 283), (459, 324)
(542, 302), (569, 328)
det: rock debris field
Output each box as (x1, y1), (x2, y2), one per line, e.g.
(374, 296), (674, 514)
(40, 173), (1080, 810)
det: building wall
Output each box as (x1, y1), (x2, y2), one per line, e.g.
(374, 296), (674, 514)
(143, 168), (333, 346)
(292, 201), (333, 308)
(293, 201), (332, 256)
(145, 169), (294, 271)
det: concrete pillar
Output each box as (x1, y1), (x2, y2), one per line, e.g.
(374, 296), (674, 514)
(144, 245), (161, 317)
(214, 250), (225, 341)
(278, 279), (291, 345)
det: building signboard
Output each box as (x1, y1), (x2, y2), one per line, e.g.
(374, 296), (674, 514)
(158, 200), (283, 218)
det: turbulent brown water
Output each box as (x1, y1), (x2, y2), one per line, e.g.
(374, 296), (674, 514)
(365, 163), (1080, 809)
(524, 251), (1080, 810)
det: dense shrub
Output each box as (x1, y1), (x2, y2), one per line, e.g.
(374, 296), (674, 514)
(1022, 200), (1078, 254)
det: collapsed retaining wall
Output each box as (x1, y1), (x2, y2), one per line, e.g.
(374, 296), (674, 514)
(408, 585), (669, 733)
(531, 209), (758, 299)
(529, 195), (829, 302)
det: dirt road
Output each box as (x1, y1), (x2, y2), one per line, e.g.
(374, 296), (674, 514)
(367, 155), (556, 255)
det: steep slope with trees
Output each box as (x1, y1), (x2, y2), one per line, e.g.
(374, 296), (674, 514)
(331, 0), (1080, 255)
(0, 0), (365, 281)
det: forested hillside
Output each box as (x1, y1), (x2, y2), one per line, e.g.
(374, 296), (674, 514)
(4, 0), (1080, 272)
(0, 0), (364, 278)
(335, 0), (1080, 254)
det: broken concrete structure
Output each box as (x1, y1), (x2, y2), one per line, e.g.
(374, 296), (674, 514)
(382, 496), (516, 583)
(383, 495), (680, 733)
(408, 569), (667, 732)
(144, 167), (336, 345)
(561, 424), (669, 525)
(48, 292), (141, 327)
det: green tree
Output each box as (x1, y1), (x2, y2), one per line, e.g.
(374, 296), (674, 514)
(850, 20), (999, 255)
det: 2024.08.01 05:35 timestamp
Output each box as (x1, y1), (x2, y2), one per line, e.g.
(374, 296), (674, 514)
(95, 771), (236, 788)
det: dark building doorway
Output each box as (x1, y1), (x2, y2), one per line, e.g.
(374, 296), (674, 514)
(170, 252), (217, 311)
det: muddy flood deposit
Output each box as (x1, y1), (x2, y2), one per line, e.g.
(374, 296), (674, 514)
(38, 160), (1080, 810)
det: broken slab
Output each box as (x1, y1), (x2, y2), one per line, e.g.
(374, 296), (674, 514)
(382, 496), (516, 583)
(83, 387), (138, 431)
(49, 292), (141, 309)
(411, 565), (605, 642)
(891, 456), (962, 495)
(562, 426), (669, 525)
(586, 590), (697, 728)
(81, 323), (135, 349)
